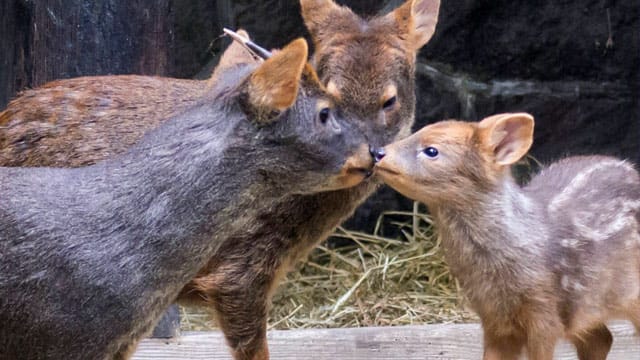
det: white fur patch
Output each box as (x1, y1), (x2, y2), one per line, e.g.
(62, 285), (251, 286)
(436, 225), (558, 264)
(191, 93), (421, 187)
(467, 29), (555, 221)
(571, 198), (639, 242)
(561, 274), (586, 293)
(548, 160), (628, 214)
(496, 180), (545, 247)
(561, 238), (580, 248)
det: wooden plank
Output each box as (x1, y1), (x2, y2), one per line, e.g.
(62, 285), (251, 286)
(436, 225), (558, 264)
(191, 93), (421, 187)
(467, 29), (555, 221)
(132, 321), (639, 360)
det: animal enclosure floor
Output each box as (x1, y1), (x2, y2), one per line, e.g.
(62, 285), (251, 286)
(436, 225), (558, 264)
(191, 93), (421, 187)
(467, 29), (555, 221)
(181, 210), (478, 331)
(132, 321), (639, 360)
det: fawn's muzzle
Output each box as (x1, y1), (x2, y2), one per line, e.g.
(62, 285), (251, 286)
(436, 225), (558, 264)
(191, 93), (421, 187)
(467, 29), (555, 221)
(370, 146), (386, 163)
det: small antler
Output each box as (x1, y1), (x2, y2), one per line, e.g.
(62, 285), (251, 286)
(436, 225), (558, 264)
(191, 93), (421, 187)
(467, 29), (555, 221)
(223, 28), (272, 60)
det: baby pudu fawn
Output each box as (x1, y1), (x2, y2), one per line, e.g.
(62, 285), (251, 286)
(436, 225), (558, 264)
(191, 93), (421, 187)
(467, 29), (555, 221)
(0, 38), (373, 360)
(374, 113), (640, 360)
(0, 1), (441, 358)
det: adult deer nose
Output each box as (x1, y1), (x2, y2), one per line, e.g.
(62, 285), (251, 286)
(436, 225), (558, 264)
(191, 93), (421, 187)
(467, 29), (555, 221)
(369, 146), (386, 163)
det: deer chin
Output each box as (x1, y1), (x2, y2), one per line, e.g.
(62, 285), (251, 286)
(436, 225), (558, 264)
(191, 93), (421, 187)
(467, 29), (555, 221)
(373, 165), (401, 189)
(374, 165), (420, 200)
(307, 147), (374, 192)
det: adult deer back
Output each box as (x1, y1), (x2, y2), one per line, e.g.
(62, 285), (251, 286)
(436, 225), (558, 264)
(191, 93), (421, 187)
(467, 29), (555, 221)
(0, 31), (251, 167)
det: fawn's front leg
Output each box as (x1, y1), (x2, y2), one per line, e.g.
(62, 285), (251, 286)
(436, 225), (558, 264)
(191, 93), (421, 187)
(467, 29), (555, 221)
(526, 328), (561, 360)
(569, 324), (613, 360)
(482, 331), (525, 360)
(626, 301), (640, 333)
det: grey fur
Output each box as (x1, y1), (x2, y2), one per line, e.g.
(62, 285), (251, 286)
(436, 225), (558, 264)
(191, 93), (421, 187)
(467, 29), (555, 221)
(0, 62), (368, 360)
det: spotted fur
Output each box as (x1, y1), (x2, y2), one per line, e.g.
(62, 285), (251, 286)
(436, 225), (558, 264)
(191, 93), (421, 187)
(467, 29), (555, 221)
(376, 113), (640, 360)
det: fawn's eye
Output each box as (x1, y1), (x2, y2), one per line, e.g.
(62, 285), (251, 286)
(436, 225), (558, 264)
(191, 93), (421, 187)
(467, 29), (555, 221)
(382, 96), (397, 111)
(423, 147), (439, 159)
(318, 108), (330, 124)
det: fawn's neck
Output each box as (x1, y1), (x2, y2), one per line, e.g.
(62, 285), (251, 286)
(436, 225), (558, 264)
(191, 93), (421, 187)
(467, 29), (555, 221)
(431, 175), (547, 283)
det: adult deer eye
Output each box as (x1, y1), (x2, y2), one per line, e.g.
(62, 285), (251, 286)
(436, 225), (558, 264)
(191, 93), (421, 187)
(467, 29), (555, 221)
(423, 147), (439, 159)
(382, 96), (397, 111)
(318, 108), (330, 124)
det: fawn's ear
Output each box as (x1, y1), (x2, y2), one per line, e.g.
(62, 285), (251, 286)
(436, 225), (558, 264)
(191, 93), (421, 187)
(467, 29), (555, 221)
(300, 0), (355, 43)
(478, 113), (535, 165)
(211, 29), (258, 81)
(246, 38), (308, 118)
(388, 0), (440, 50)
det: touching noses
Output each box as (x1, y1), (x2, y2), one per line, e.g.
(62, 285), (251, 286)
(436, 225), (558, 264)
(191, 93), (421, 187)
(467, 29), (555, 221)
(369, 146), (386, 163)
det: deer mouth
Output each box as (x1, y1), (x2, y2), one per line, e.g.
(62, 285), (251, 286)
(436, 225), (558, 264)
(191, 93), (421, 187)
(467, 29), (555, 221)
(329, 146), (375, 188)
(342, 145), (374, 175)
(346, 166), (373, 178)
(374, 164), (400, 176)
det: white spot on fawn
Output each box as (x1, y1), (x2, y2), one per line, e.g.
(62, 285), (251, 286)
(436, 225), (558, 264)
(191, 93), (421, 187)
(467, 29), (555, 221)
(548, 160), (628, 214)
(559, 258), (570, 268)
(561, 275), (570, 290)
(561, 274), (586, 292)
(496, 180), (545, 247)
(561, 238), (580, 248)
(571, 198), (639, 242)
(572, 281), (586, 292)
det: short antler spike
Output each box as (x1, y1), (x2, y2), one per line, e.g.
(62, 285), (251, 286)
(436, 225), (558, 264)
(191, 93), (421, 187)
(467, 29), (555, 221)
(223, 28), (272, 60)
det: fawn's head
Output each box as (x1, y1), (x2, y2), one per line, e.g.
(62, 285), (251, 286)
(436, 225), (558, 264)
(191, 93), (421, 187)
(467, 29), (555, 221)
(374, 113), (534, 206)
(300, 0), (440, 148)
(219, 37), (373, 193)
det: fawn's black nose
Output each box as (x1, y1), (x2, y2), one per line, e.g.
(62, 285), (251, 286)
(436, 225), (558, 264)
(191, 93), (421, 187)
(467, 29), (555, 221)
(369, 146), (386, 163)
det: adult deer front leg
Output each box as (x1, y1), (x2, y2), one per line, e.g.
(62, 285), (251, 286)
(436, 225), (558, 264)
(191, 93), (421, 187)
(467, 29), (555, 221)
(212, 265), (274, 360)
(182, 239), (285, 360)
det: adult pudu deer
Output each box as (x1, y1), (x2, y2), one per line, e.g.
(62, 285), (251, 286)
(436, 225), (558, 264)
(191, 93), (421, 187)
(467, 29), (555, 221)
(374, 113), (640, 360)
(182, 1), (440, 358)
(301, 0), (440, 147)
(0, 0), (441, 358)
(0, 39), (373, 360)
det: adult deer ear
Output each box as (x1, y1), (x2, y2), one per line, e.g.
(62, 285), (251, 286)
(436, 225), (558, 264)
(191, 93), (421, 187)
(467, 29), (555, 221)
(387, 0), (440, 50)
(245, 38), (308, 122)
(478, 113), (535, 165)
(300, 0), (356, 45)
(209, 29), (258, 85)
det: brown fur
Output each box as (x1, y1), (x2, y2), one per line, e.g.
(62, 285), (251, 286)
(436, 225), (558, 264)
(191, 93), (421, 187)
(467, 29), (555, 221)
(0, 1), (441, 358)
(301, 0), (439, 150)
(248, 39), (307, 112)
(0, 30), (255, 168)
(376, 113), (640, 360)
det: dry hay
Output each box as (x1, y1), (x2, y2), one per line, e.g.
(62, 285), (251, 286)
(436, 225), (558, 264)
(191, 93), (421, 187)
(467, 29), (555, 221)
(179, 150), (540, 331)
(180, 202), (477, 331)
